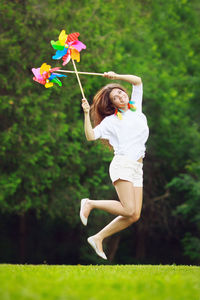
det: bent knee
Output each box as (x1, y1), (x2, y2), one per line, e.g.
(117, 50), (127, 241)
(122, 205), (141, 220)
(127, 212), (141, 223)
(123, 208), (135, 218)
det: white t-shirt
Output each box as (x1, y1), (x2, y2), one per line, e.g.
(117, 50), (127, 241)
(93, 83), (149, 162)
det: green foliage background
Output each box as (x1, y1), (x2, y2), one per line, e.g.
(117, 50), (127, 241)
(0, 0), (200, 264)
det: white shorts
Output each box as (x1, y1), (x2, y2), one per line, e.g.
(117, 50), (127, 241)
(109, 155), (143, 187)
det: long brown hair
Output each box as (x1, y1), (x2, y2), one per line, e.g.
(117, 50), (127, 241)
(91, 83), (128, 127)
(90, 83), (128, 150)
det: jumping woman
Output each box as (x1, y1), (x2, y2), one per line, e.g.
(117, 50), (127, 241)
(80, 71), (149, 260)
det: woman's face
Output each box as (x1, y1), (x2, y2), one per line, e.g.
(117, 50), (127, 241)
(109, 88), (129, 109)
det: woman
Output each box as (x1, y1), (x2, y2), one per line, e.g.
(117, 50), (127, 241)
(80, 71), (149, 260)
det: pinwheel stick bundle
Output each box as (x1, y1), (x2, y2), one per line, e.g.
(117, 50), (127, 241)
(72, 59), (86, 99)
(33, 30), (104, 93)
(55, 70), (104, 76)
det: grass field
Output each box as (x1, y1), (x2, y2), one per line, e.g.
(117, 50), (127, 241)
(0, 264), (199, 300)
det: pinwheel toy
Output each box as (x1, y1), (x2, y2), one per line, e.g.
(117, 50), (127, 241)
(51, 30), (86, 66)
(32, 63), (66, 88)
(51, 30), (87, 98)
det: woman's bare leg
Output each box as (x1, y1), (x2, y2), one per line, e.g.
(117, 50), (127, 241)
(93, 186), (143, 252)
(86, 180), (143, 252)
(83, 180), (138, 218)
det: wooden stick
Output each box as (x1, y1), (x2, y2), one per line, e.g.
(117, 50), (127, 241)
(55, 69), (104, 76)
(71, 59), (86, 99)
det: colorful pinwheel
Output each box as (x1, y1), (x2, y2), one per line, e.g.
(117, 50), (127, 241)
(32, 63), (67, 88)
(51, 30), (86, 66)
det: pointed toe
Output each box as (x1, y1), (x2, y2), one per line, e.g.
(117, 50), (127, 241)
(80, 198), (88, 226)
(87, 236), (107, 260)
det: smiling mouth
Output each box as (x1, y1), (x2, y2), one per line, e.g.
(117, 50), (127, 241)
(119, 104), (126, 108)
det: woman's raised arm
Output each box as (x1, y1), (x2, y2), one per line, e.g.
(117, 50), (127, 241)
(104, 71), (142, 85)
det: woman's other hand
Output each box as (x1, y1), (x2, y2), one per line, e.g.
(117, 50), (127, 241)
(82, 98), (90, 113)
(103, 71), (119, 80)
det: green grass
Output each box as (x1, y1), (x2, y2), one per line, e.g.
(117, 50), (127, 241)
(0, 264), (199, 300)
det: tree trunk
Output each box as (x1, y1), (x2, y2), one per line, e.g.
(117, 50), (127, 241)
(19, 213), (26, 263)
(107, 235), (121, 262)
(135, 223), (146, 260)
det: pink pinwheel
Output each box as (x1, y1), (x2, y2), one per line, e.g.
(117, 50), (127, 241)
(51, 30), (86, 66)
(32, 63), (66, 88)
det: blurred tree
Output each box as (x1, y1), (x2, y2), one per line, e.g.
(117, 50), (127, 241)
(0, 0), (199, 264)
